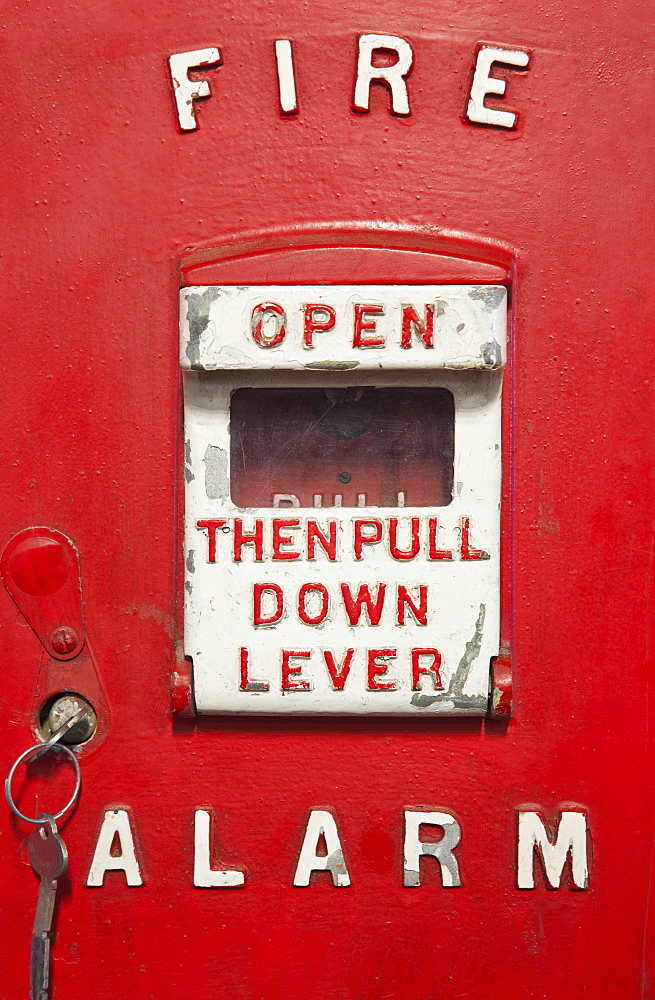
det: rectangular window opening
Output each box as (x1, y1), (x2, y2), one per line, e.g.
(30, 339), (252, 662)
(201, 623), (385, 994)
(230, 386), (455, 508)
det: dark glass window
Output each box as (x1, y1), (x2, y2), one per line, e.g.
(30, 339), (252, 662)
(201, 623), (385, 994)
(230, 386), (454, 508)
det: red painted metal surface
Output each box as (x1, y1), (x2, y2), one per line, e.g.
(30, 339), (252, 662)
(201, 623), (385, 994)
(1, 3), (654, 999)
(2, 529), (85, 660)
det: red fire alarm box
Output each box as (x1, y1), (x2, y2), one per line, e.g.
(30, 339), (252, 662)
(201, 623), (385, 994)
(1, 3), (654, 999)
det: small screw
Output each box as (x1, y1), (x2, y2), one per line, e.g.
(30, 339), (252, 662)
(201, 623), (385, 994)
(337, 472), (352, 485)
(51, 627), (79, 655)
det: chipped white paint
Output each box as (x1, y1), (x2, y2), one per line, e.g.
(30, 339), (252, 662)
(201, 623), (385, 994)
(517, 811), (589, 889)
(275, 39), (298, 114)
(169, 48), (221, 131)
(86, 809), (143, 887)
(353, 34), (413, 115)
(293, 810), (351, 886)
(466, 47), (530, 129)
(193, 810), (245, 887)
(180, 285), (506, 372)
(403, 811), (462, 887)
(182, 284), (504, 715)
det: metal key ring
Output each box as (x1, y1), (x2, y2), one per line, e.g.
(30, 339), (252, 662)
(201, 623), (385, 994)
(5, 744), (81, 824)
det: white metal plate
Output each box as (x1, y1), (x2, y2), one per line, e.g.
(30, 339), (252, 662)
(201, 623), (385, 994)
(182, 285), (505, 715)
(180, 284), (506, 372)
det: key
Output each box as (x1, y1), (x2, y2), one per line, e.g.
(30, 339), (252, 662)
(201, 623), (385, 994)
(28, 815), (68, 1000)
(24, 707), (90, 765)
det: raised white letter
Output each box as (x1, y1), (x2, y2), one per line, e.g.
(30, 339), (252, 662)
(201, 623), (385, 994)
(193, 810), (245, 887)
(87, 809), (142, 887)
(169, 48), (221, 132)
(293, 810), (350, 887)
(403, 810), (461, 887)
(466, 46), (529, 129)
(353, 34), (413, 116)
(517, 810), (588, 889)
(275, 40), (298, 115)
